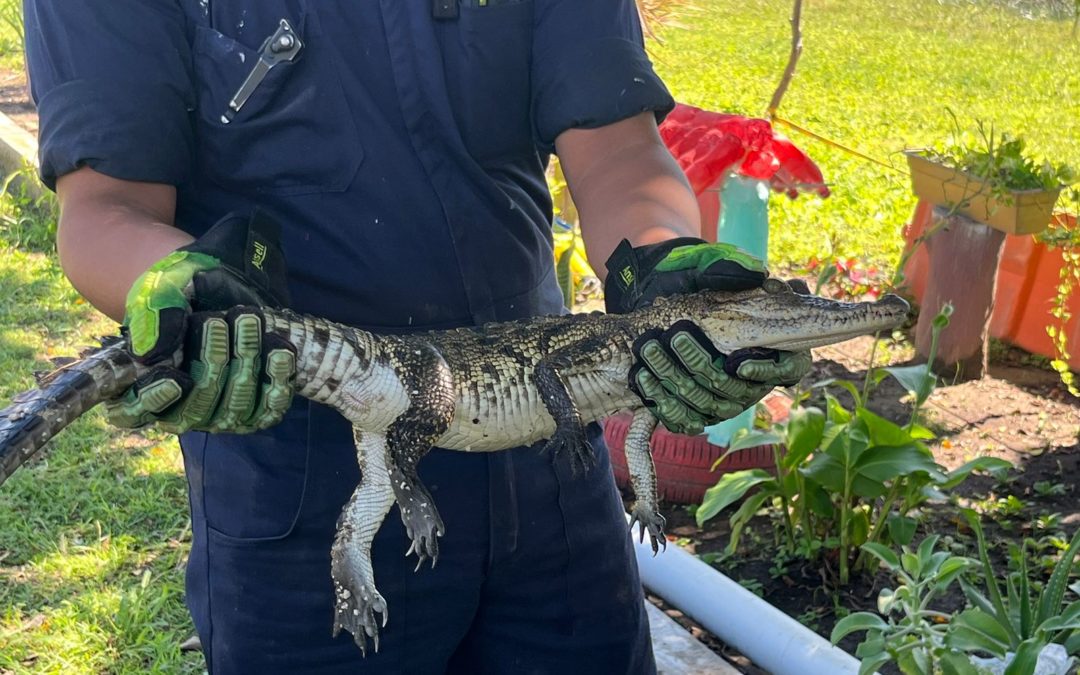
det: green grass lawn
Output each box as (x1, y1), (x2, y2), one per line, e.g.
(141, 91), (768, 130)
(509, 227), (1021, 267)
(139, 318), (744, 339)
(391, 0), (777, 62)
(651, 0), (1080, 269)
(0, 200), (202, 673)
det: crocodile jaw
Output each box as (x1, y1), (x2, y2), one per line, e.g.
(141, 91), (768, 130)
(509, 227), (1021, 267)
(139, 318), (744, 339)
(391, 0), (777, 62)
(672, 282), (911, 353)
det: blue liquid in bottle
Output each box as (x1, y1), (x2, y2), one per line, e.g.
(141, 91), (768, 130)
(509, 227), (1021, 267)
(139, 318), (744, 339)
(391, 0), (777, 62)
(705, 174), (770, 447)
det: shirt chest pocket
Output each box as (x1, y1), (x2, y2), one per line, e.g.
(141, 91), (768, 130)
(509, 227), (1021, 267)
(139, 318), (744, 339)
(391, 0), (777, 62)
(445, 1), (534, 164)
(191, 12), (363, 196)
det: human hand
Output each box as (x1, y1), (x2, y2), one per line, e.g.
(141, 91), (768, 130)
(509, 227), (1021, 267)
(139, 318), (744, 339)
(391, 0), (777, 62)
(105, 211), (297, 434)
(604, 238), (812, 434)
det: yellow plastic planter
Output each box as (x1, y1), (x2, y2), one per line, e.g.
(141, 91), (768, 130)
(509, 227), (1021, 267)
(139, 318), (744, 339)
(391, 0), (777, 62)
(905, 151), (1062, 235)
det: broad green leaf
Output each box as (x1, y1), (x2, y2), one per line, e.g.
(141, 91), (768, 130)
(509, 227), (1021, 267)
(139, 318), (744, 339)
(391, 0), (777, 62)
(938, 651), (980, 675)
(825, 378), (864, 408)
(717, 428), (785, 465)
(831, 612), (888, 644)
(908, 423), (937, 440)
(803, 477), (836, 518)
(855, 629), (885, 657)
(825, 393), (851, 424)
(850, 507), (871, 548)
(782, 406), (826, 470)
(877, 587), (898, 614)
(724, 491), (770, 555)
(898, 644), (931, 675)
(858, 652), (892, 675)
(1003, 637), (1044, 675)
(854, 444), (946, 484)
(697, 469), (774, 526)
(857, 407), (913, 446)
(888, 514), (918, 546)
(924, 550), (952, 578)
(861, 542), (901, 570)
(934, 556), (975, 589)
(918, 535), (941, 572)
(802, 453), (844, 492)
(902, 551), (921, 577)
(940, 457), (1013, 490)
(884, 363), (937, 406)
(948, 608), (1012, 657)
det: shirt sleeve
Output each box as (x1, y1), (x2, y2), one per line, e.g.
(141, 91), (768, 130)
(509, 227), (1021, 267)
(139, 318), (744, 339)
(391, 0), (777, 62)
(531, 0), (675, 153)
(24, 0), (196, 190)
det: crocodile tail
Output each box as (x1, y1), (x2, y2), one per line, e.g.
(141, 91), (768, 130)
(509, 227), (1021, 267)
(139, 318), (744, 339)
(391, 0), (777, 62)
(0, 337), (140, 486)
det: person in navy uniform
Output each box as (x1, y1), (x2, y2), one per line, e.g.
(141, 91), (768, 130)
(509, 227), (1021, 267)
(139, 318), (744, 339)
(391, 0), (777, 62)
(24, 1), (809, 672)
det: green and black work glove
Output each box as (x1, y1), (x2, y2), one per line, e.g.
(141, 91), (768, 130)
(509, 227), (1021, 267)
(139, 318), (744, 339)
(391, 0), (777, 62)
(605, 237), (812, 435)
(106, 210), (297, 434)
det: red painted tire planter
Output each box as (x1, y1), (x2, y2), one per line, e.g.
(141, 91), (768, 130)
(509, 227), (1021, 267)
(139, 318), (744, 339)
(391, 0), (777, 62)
(603, 396), (789, 505)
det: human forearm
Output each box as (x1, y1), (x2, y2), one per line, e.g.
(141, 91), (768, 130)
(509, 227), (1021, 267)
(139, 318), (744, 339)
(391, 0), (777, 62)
(554, 113), (700, 279)
(56, 168), (189, 321)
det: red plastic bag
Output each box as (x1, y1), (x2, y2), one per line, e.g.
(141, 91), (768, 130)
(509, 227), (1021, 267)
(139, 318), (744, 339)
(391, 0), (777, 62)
(659, 103), (829, 199)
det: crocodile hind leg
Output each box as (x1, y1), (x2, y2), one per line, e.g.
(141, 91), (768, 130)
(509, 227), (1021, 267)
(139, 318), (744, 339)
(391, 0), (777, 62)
(534, 335), (625, 473)
(331, 428), (395, 654)
(386, 340), (456, 569)
(624, 407), (666, 553)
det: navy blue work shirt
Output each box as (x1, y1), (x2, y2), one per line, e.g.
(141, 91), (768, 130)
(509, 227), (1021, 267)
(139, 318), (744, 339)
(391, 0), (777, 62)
(27, 0), (675, 331)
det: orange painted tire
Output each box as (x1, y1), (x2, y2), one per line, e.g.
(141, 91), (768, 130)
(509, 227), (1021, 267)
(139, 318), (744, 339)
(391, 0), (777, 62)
(603, 400), (787, 505)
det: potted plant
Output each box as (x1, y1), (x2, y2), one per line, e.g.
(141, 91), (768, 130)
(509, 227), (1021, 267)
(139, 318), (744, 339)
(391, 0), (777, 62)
(904, 118), (1074, 235)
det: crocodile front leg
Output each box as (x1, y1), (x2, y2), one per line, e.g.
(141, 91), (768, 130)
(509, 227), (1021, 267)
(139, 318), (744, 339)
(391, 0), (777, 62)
(624, 407), (666, 553)
(386, 340), (456, 569)
(533, 334), (625, 474)
(331, 428), (395, 654)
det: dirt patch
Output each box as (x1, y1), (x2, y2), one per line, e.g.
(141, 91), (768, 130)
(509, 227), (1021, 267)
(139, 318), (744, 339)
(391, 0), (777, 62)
(0, 66), (35, 135)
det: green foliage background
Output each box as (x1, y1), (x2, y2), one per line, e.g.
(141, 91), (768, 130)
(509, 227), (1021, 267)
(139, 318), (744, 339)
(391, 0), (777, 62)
(650, 0), (1080, 269)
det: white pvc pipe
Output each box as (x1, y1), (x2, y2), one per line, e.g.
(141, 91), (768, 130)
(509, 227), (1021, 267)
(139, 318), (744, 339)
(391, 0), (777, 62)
(630, 520), (863, 675)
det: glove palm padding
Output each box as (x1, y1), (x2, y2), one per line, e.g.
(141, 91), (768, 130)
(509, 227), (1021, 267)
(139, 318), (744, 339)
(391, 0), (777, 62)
(605, 238), (812, 434)
(107, 211), (297, 434)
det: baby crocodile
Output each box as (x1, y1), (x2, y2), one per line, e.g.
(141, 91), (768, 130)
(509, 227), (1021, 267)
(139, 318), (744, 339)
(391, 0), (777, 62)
(0, 279), (909, 653)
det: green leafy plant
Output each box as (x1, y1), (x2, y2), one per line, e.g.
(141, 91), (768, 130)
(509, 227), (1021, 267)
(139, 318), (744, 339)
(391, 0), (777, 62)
(920, 114), (1075, 194)
(832, 535), (976, 675)
(697, 305), (1011, 584)
(1035, 188), (1080, 397)
(945, 510), (1080, 674)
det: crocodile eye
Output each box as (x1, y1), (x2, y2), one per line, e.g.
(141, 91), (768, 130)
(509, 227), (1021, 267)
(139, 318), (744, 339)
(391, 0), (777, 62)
(762, 278), (789, 294)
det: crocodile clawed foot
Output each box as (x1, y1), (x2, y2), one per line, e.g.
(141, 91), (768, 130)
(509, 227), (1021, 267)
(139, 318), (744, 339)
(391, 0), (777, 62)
(399, 497), (445, 570)
(331, 577), (388, 656)
(544, 426), (596, 475)
(628, 503), (667, 555)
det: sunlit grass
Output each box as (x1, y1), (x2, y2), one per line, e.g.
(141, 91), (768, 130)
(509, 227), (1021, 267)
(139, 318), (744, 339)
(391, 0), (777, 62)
(0, 199), (201, 673)
(652, 0), (1080, 269)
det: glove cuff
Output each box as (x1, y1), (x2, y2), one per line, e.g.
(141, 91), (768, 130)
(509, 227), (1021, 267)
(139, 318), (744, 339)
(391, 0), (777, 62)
(604, 237), (706, 314)
(182, 209), (291, 308)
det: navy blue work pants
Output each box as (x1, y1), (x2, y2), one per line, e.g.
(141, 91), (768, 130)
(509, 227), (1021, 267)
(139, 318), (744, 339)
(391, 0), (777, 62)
(180, 401), (655, 673)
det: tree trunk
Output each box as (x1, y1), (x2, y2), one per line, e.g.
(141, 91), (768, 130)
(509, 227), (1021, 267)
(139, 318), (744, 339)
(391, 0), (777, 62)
(914, 208), (1007, 381)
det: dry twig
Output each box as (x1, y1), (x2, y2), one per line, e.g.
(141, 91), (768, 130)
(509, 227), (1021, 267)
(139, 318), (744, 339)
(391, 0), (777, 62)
(766, 0), (804, 120)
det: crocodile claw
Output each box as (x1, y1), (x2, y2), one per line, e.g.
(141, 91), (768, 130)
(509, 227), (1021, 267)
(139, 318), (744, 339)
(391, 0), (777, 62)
(332, 579), (388, 655)
(629, 503), (667, 555)
(544, 426), (596, 475)
(399, 497), (445, 570)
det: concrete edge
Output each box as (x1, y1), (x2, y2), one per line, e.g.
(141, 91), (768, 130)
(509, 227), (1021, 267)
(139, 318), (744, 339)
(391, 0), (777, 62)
(0, 107), (47, 200)
(646, 601), (742, 675)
